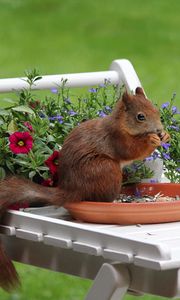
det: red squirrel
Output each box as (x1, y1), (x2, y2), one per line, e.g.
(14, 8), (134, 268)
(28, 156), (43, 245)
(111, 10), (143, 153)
(0, 87), (170, 291)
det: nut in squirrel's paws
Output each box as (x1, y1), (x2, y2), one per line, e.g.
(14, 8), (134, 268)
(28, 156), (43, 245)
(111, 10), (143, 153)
(148, 133), (161, 147)
(160, 131), (170, 143)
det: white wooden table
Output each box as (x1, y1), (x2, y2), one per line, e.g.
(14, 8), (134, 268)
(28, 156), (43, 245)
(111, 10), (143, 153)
(1, 206), (180, 299)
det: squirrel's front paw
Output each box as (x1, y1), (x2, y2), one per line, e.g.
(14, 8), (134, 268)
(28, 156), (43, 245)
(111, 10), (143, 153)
(148, 133), (161, 147)
(160, 131), (170, 143)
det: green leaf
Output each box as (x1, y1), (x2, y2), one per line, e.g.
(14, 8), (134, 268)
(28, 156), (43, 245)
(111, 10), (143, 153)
(47, 135), (55, 143)
(0, 108), (10, 116)
(0, 167), (6, 180)
(34, 76), (42, 82)
(29, 171), (36, 179)
(37, 166), (49, 171)
(13, 159), (29, 166)
(8, 120), (18, 132)
(12, 106), (35, 114)
(6, 160), (15, 173)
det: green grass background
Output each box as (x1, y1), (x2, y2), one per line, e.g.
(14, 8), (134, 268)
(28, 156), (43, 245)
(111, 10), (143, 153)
(0, 0), (180, 299)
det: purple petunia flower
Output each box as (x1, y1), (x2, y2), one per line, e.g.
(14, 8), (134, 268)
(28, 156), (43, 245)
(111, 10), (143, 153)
(89, 88), (97, 93)
(161, 142), (171, 150)
(98, 110), (107, 118)
(68, 110), (77, 116)
(161, 102), (170, 109)
(145, 151), (160, 161)
(150, 179), (158, 183)
(162, 152), (171, 160)
(105, 105), (112, 112)
(134, 188), (141, 197)
(176, 168), (180, 173)
(145, 156), (154, 161)
(168, 125), (179, 131)
(39, 112), (46, 118)
(152, 151), (161, 159)
(49, 115), (63, 124)
(51, 88), (58, 94)
(99, 83), (105, 88)
(172, 106), (178, 114)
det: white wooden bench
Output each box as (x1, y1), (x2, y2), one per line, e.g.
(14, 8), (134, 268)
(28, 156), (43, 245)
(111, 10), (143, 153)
(0, 59), (179, 300)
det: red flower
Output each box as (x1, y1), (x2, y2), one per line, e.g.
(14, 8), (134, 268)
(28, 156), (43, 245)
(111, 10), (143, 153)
(9, 131), (33, 154)
(45, 150), (59, 175)
(41, 178), (54, 187)
(8, 202), (29, 210)
(29, 100), (41, 109)
(24, 121), (33, 131)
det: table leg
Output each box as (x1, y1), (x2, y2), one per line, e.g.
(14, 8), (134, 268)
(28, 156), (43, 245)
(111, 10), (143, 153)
(85, 263), (130, 300)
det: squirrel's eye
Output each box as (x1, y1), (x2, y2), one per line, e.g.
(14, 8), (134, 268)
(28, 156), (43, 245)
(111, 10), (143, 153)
(136, 113), (146, 121)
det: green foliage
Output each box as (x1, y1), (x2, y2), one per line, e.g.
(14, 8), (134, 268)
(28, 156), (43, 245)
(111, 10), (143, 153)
(122, 161), (154, 185)
(0, 72), (119, 183)
(24, 68), (42, 88)
(157, 94), (180, 182)
(0, 70), (179, 184)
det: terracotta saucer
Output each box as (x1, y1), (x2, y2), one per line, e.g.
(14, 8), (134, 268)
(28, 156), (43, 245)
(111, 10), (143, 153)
(64, 183), (180, 225)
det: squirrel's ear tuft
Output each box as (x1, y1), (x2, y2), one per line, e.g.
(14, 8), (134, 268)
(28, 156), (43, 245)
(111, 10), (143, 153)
(122, 90), (130, 101)
(135, 87), (145, 97)
(122, 90), (132, 107)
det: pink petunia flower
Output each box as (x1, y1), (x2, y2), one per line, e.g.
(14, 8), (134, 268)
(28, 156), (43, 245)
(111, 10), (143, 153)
(24, 121), (33, 131)
(45, 150), (59, 175)
(9, 131), (33, 154)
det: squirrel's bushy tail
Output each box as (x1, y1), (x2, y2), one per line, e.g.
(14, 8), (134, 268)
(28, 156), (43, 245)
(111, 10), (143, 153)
(0, 176), (81, 291)
(0, 176), (72, 211)
(0, 241), (20, 291)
